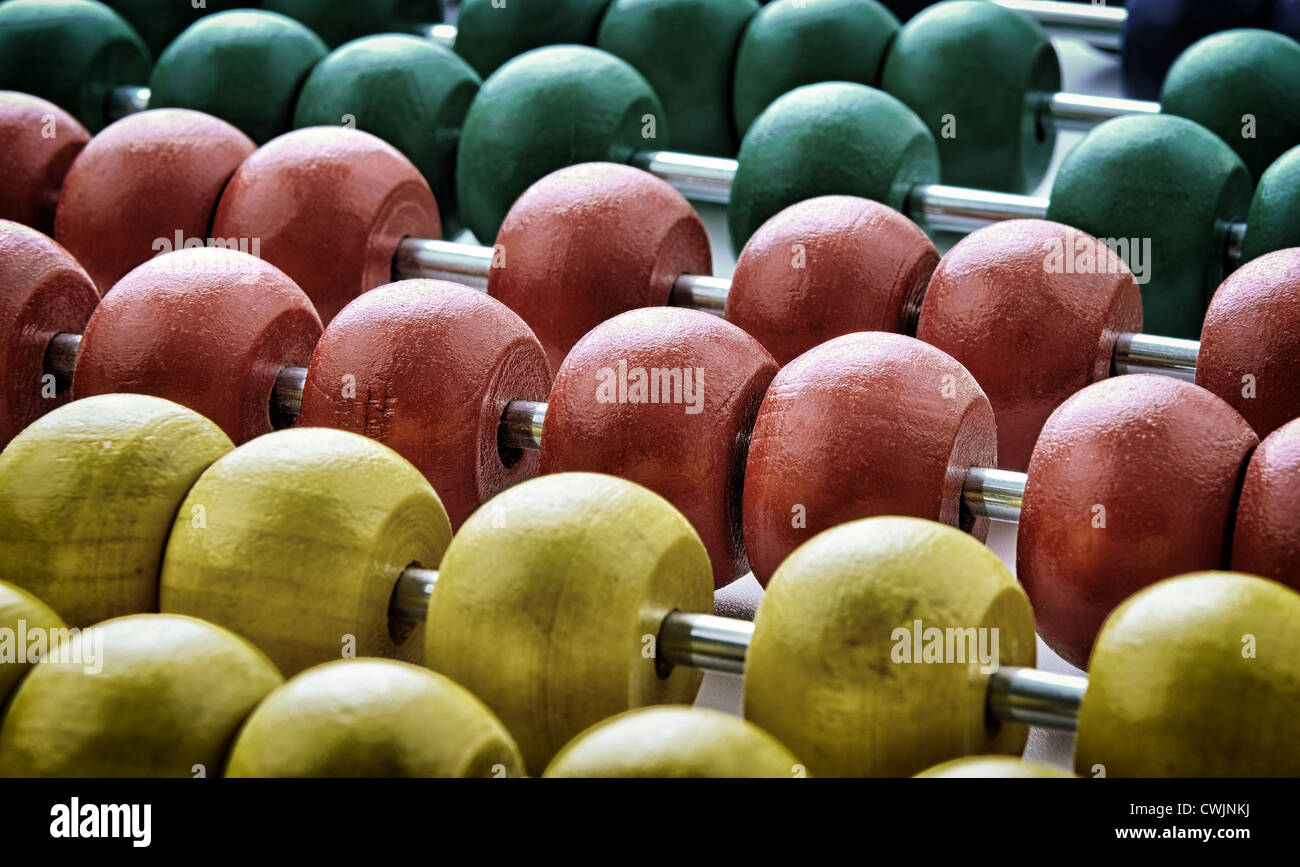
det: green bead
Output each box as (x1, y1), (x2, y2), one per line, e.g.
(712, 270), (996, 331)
(1161, 29), (1300, 184)
(104, 0), (244, 59)
(294, 35), (480, 237)
(881, 0), (1060, 193)
(455, 46), (665, 244)
(597, 0), (758, 157)
(1047, 115), (1251, 339)
(727, 83), (938, 254)
(732, 0), (900, 140)
(0, 0), (150, 132)
(455, 0), (611, 79)
(263, 0), (444, 48)
(149, 10), (327, 144)
(1241, 145), (1300, 264)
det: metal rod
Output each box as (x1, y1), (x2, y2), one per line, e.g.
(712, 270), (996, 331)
(389, 566), (438, 624)
(411, 23), (458, 48)
(987, 666), (1088, 730)
(670, 274), (730, 315)
(388, 566), (1084, 727)
(629, 153), (1249, 278)
(992, 0), (1125, 51)
(657, 612), (752, 675)
(1046, 92), (1159, 133)
(43, 332), (80, 387)
(961, 467), (1027, 524)
(500, 399), (546, 451)
(1112, 333), (1200, 381)
(908, 185), (1051, 234)
(1226, 221), (1247, 266)
(271, 366), (307, 420)
(105, 86), (150, 122)
(394, 237), (732, 313)
(395, 238), (494, 289)
(365, 3), (1135, 56)
(632, 151), (736, 204)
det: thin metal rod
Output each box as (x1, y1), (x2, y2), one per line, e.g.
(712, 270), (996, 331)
(390, 566), (438, 624)
(105, 86), (150, 122)
(629, 153), (1248, 275)
(395, 238), (493, 289)
(961, 467), (1027, 524)
(908, 185), (1051, 234)
(992, 0), (1125, 51)
(397, 5), (1130, 59)
(43, 332), (80, 387)
(1046, 92), (1159, 133)
(987, 666), (1088, 730)
(1112, 333), (1200, 381)
(670, 275), (730, 315)
(658, 612), (752, 675)
(394, 237), (732, 313)
(632, 151), (736, 204)
(411, 23), (458, 48)
(1226, 221), (1247, 266)
(271, 366), (307, 420)
(500, 400), (546, 451)
(388, 569), (1084, 728)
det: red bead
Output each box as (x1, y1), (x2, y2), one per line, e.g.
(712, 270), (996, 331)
(73, 248), (321, 443)
(213, 127), (440, 325)
(299, 280), (551, 529)
(1018, 376), (1258, 668)
(0, 221), (98, 444)
(919, 220), (1142, 470)
(1197, 247), (1300, 438)
(728, 196), (939, 365)
(0, 92), (88, 235)
(489, 163), (711, 375)
(743, 332), (997, 586)
(1232, 418), (1300, 589)
(540, 307), (777, 587)
(54, 109), (254, 295)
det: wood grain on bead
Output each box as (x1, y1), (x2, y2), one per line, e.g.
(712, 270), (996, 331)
(918, 220), (1142, 471)
(742, 332), (997, 586)
(1232, 419), (1300, 588)
(488, 163), (712, 375)
(72, 248), (322, 443)
(0, 221), (99, 445)
(1197, 247), (1300, 438)
(0, 92), (88, 234)
(298, 281), (552, 529)
(212, 127), (441, 325)
(540, 308), (777, 588)
(1017, 376), (1258, 669)
(54, 109), (255, 295)
(727, 195), (939, 365)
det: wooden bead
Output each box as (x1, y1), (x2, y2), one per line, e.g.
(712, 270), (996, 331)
(160, 428), (452, 676)
(425, 473), (713, 774)
(225, 659), (524, 778)
(745, 517), (1035, 777)
(1018, 376), (1258, 668)
(540, 308), (778, 587)
(299, 280), (551, 529)
(0, 394), (232, 626)
(743, 332), (996, 586)
(72, 247), (322, 443)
